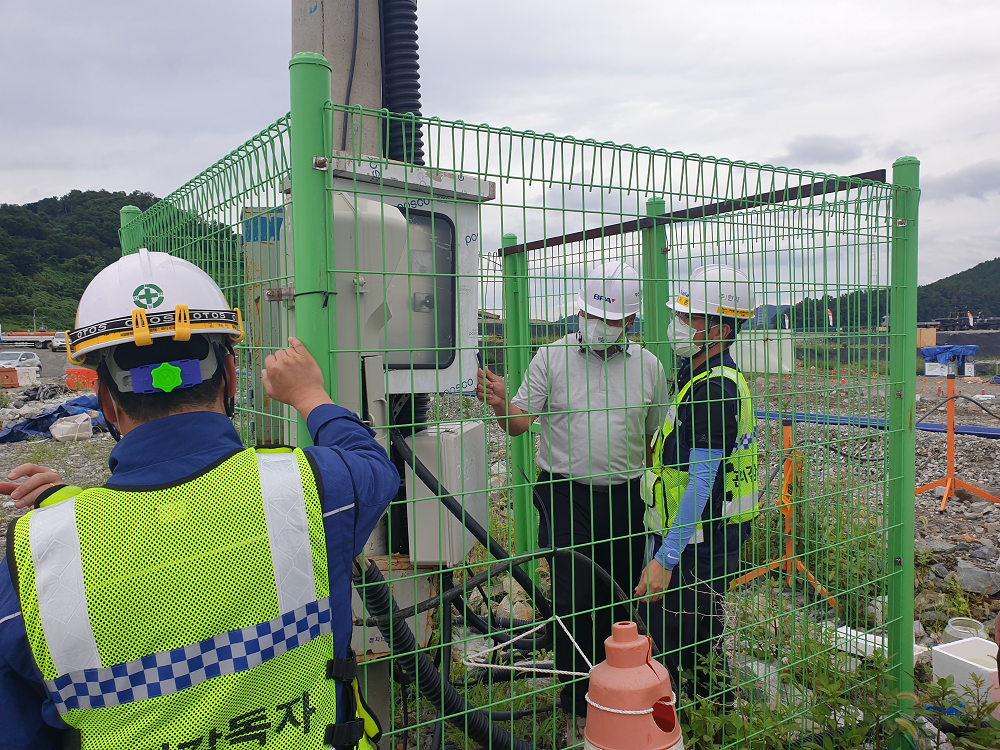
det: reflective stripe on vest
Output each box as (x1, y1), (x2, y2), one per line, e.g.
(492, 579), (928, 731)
(29, 452), (317, 691)
(29, 495), (101, 675)
(257, 453), (317, 613)
(47, 596), (332, 712)
(643, 366), (759, 541)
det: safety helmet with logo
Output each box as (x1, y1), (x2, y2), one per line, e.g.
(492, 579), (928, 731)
(67, 248), (244, 405)
(577, 260), (642, 320)
(667, 263), (755, 320)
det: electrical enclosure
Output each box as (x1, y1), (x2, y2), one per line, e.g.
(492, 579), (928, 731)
(404, 420), (488, 567)
(330, 155), (495, 416)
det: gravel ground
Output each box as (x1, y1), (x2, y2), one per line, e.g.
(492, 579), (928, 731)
(0, 344), (113, 558)
(0, 426), (114, 559)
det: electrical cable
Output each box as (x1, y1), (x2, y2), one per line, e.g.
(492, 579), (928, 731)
(916, 393), (1000, 424)
(340, 0), (360, 152)
(354, 557), (539, 750)
(369, 429), (658, 748)
(390, 429), (552, 619)
(353, 553), (538, 627)
(390, 428), (650, 639)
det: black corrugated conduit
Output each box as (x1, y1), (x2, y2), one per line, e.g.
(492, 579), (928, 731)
(379, 0), (425, 164)
(354, 558), (539, 750)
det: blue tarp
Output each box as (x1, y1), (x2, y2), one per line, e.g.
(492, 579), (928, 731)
(920, 345), (979, 364)
(0, 395), (106, 443)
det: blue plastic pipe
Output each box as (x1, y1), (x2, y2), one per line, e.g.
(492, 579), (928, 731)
(754, 411), (1000, 440)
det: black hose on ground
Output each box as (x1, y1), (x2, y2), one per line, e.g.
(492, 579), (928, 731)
(381, 427), (655, 750)
(390, 429), (552, 622)
(354, 558), (539, 750)
(916, 392), (1000, 424)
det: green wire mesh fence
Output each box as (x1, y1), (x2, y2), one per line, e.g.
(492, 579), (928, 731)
(118, 55), (919, 750)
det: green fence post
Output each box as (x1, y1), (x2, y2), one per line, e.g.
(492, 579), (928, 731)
(502, 233), (538, 575)
(119, 205), (142, 254)
(888, 156), (919, 723)
(642, 197), (672, 371)
(289, 52), (335, 447)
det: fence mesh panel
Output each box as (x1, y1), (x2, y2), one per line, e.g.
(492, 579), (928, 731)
(119, 91), (915, 749)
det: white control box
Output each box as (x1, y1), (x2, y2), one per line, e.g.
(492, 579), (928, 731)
(404, 420), (488, 567)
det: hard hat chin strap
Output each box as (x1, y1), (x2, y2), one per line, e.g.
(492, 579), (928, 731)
(218, 340), (236, 420)
(96, 370), (124, 443)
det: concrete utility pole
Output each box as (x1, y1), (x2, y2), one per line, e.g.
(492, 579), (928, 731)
(292, 0), (382, 158)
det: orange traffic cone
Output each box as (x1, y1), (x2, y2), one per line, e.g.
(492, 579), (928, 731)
(584, 622), (683, 750)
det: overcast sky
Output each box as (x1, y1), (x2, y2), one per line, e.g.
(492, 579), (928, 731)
(1, 0), (997, 285)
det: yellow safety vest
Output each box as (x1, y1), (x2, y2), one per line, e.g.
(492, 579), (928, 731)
(643, 366), (760, 547)
(9, 447), (380, 749)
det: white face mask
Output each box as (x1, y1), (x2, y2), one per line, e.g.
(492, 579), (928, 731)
(666, 317), (705, 359)
(578, 313), (624, 350)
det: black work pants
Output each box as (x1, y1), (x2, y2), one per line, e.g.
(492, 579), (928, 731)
(640, 541), (741, 699)
(537, 472), (646, 718)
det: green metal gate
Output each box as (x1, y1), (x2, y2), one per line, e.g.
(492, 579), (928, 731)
(119, 52), (919, 749)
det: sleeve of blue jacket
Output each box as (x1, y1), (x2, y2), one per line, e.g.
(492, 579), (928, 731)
(653, 448), (724, 570)
(304, 402), (400, 555)
(303, 403), (400, 730)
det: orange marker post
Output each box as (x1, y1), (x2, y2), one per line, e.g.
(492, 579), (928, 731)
(916, 357), (1000, 512)
(730, 420), (838, 611)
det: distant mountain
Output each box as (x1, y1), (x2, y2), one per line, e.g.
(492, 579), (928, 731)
(0, 190), (159, 332)
(918, 257), (1000, 321)
(1, 189), (994, 333)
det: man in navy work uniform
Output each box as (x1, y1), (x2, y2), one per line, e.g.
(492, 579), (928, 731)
(635, 264), (761, 699)
(0, 250), (399, 750)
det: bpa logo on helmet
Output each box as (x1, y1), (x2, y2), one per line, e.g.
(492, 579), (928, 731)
(593, 294), (617, 303)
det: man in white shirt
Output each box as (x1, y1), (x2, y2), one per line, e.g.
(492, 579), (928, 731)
(477, 261), (668, 737)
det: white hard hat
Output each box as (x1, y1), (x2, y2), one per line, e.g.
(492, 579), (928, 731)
(576, 261), (641, 321)
(68, 248), (244, 367)
(668, 264), (755, 320)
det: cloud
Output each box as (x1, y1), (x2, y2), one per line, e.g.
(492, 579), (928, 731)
(773, 135), (865, 169)
(1, 0), (999, 287)
(922, 159), (1000, 202)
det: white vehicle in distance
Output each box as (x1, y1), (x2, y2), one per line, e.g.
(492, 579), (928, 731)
(51, 331), (67, 351)
(0, 350), (42, 373)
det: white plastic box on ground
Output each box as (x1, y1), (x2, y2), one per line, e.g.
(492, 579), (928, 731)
(404, 420), (488, 567)
(932, 637), (1000, 719)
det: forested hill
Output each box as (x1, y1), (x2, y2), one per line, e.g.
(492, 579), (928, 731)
(917, 257), (1000, 321)
(0, 188), (995, 332)
(0, 190), (158, 332)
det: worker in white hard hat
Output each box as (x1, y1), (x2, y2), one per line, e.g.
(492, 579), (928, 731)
(477, 260), (668, 740)
(0, 249), (397, 749)
(634, 263), (761, 699)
